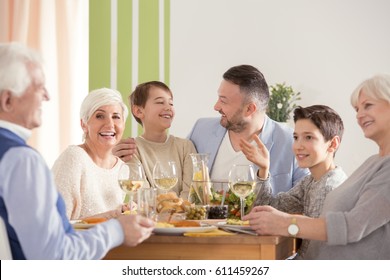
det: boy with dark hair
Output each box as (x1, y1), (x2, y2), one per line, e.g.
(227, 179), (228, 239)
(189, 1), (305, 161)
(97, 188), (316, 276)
(240, 105), (347, 258)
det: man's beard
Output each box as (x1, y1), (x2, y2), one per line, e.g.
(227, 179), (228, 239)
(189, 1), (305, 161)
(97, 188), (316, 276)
(219, 109), (248, 133)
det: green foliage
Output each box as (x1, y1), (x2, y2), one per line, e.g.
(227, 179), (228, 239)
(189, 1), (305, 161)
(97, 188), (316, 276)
(267, 83), (301, 122)
(210, 188), (256, 219)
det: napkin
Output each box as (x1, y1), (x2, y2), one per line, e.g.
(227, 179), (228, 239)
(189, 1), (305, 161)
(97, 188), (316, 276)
(183, 229), (236, 237)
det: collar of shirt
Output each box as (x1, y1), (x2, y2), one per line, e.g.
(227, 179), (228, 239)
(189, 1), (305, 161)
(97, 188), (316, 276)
(0, 120), (31, 141)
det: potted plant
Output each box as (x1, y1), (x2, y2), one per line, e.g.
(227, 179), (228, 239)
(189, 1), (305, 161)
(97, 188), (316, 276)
(267, 83), (301, 122)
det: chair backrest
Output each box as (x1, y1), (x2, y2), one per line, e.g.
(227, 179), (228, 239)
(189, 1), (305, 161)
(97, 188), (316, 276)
(0, 216), (12, 260)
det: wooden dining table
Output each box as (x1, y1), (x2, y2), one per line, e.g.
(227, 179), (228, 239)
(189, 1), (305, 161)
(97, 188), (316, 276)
(103, 233), (295, 260)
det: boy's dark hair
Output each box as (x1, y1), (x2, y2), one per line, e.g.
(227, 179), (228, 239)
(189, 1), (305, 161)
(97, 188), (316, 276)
(129, 81), (173, 125)
(223, 64), (269, 111)
(293, 105), (344, 142)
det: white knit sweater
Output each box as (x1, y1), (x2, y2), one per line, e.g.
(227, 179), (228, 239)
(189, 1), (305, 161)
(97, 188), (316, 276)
(52, 145), (124, 220)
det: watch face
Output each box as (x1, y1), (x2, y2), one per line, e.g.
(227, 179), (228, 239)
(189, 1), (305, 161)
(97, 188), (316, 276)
(288, 224), (299, 236)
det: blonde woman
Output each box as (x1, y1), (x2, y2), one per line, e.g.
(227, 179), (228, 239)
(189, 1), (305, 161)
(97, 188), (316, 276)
(244, 74), (390, 259)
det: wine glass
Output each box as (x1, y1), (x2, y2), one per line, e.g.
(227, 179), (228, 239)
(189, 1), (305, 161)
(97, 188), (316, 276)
(118, 162), (145, 212)
(153, 161), (178, 193)
(228, 164), (256, 219)
(137, 188), (157, 220)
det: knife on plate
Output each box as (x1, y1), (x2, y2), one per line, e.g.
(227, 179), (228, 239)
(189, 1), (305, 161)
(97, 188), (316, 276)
(218, 225), (258, 236)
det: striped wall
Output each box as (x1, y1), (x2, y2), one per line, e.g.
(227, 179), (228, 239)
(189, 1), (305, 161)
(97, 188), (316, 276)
(89, 0), (170, 137)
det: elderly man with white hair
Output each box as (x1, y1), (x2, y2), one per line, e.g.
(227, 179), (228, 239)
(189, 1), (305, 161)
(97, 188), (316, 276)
(0, 42), (154, 260)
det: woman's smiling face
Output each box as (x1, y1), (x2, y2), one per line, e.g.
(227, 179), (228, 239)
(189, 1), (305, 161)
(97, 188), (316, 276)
(355, 90), (390, 143)
(82, 104), (125, 149)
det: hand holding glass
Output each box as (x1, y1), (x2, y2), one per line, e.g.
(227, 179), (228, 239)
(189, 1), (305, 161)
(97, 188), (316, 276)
(228, 164), (256, 219)
(153, 161), (178, 193)
(118, 162), (145, 211)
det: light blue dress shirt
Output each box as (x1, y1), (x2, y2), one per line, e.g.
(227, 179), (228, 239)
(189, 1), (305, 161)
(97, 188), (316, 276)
(0, 121), (123, 259)
(188, 116), (309, 194)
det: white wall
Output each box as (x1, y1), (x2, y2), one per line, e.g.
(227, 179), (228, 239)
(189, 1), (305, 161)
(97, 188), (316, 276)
(169, 0), (390, 175)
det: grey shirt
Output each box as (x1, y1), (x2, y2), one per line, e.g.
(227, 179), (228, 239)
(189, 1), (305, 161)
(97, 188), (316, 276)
(305, 155), (390, 259)
(255, 166), (347, 258)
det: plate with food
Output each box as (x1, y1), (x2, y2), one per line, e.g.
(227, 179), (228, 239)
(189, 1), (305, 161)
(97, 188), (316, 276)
(217, 219), (252, 230)
(217, 219), (257, 235)
(194, 219), (227, 226)
(71, 217), (107, 229)
(153, 220), (217, 235)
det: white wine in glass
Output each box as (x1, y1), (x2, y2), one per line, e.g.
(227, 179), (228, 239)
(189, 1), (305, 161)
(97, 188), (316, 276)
(118, 180), (143, 193)
(153, 161), (178, 193)
(228, 164), (256, 219)
(230, 181), (256, 198)
(118, 162), (145, 211)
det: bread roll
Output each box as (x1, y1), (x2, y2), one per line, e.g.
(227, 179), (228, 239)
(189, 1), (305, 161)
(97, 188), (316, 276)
(156, 192), (191, 213)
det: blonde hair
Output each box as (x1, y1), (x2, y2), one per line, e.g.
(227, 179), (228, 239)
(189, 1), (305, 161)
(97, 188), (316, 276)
(351, 74), (390, 107)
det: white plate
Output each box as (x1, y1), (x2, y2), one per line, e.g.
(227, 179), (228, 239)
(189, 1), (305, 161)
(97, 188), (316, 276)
(70, 220), (96, 229)
(153, 225), (217, 235)
(186, 219), (226, 226)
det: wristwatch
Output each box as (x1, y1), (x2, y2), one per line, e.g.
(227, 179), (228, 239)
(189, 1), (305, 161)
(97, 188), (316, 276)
(287, 217), (299, 237)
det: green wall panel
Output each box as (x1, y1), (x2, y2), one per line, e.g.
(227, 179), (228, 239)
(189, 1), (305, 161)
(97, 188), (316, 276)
(164, 0), (170, 86)
(117, 0), (133, 137)
(139, 0), (159, 83)
(89, 0), (111, 91)
(89, 0), (170, 137)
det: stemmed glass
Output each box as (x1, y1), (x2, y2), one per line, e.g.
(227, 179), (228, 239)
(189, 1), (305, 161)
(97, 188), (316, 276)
(228, 164), (256, 219)
(153, 161), (178, 193)
(118, 162), (145, 212)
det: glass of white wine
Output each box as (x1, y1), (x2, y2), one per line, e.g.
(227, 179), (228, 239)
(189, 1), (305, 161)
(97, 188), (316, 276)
(228, 164), (256, 219)
(153, 161), (178, 193)
(118, 162), (145, 212)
